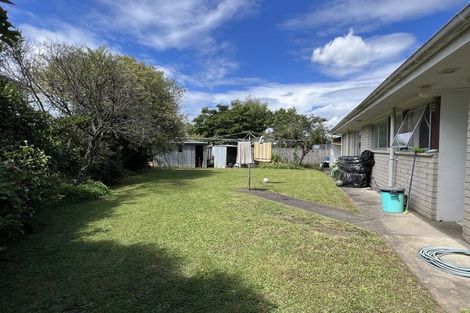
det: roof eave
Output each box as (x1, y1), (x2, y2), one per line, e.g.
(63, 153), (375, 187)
(331, 4), (470, 134)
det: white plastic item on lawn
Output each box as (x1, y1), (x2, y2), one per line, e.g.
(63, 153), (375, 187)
(263, 177), (270, 183)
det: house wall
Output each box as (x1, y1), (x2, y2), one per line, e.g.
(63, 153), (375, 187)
(357, 112), (440, 220)
(464, 98), (470, 242)
(341, 133), (348, 155)
(341, 131), (360, 156)
(367, 150), (439, 220)
(360, 126), (373, 151)
(330, 144), (341, 164)
(436, 91), (468, 221)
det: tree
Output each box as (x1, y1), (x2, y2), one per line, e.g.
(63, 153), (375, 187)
(0, 0), (20, 48)
(271, 108), (329, 165)
(1, 42), (183, 180)
(192, 97), (272, 137)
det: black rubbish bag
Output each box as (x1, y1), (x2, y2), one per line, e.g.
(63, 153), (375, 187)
(336, 150), (374, 187)
(339, 171), (369, 187)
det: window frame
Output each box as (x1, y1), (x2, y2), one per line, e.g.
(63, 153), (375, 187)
(392, 104), (431, 150)
(372, 118), (390, 149)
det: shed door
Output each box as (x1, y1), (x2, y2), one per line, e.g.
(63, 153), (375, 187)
(195, 145), (204, 168)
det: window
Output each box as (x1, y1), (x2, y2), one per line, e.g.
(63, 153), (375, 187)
(177, 144), (183, 153)
(393, 105), (431, 149)
(347, 131), (360, 155)
(372, 118), (389, 149)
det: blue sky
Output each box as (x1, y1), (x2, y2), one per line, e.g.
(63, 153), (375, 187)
(6, 0), (469, 125)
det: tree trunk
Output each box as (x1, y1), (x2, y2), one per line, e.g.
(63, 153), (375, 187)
(298, 149), (308, 165)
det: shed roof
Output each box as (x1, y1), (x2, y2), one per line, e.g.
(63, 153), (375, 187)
(179, 140), (208, 145)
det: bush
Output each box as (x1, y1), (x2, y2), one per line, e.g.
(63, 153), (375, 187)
(58, 180), (110, 203)
(258, 162), (303, 169)
(0, 143), (55, 245)
(271, 154), (283, 163)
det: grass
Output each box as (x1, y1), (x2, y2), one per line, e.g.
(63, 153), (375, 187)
(248, 167), (357, 211)
(0, 169), (440, 312)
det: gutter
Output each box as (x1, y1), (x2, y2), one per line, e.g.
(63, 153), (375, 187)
(332, 4), (470, 134)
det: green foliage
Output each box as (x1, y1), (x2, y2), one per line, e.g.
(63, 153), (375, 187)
(2, 143), (54, 208)
(259, 153), (303, 169)
(411, 147), (426, 153)
(34, 46), (182, 179)
(0, 43), (184, 244)
(271, 108), (330, 164)
(0, 1), (20, 48)
(257, 162), (303, 169)
(2, 43), (184, 183)
(0, 78), (51, 153)
(0, 169), (438, 312)
(0, 143), (54, 245)
(58, 180), (110, 203)
(0, 78), (82, 179)
(193, 97), (272, 137)
(271, 153), (282, 163)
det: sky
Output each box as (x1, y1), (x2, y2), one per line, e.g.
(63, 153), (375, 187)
(6, 0), (469, 125)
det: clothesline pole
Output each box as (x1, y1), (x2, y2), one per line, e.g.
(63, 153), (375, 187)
(247, 132), (253, 190)
(248, 163), (251, 190)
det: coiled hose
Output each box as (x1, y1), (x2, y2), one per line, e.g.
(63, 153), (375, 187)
(418, 247), (470, 278)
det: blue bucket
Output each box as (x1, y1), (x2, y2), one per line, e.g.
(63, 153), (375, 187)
(380, 186), (405, 213)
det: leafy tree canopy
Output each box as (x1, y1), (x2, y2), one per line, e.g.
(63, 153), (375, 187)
(1, 42), (184, 180)
(0, 0), (20, 48)
(271, 107), (329, 164)
(192, 97), (272, 137)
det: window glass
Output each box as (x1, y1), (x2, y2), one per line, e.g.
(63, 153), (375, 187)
(392, 105), (430, 149)
(372, 119), (389, 149)
(394, 112), (402, 136)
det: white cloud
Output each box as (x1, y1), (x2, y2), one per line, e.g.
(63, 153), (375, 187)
(16, 1), (260, 88)
(311, 30), (415, 76)
(95, 0), (259, 51)
(280, 0), (465, 32)
(19, 23), (103, 48)
(90, 0), (260, 87)
(181, 63), (400, 125)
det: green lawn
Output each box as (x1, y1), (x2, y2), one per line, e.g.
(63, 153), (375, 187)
(249, 167), (357, 211)
(0, 169), (440, 312)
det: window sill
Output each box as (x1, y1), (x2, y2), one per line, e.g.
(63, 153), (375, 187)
(369, 149), (439, 156)
(395, 149), (438, 156)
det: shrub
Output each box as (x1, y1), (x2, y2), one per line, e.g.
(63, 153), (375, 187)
(271, 154), (283, 163)
(258, 162), (303, 169)
(0, 143), (55, 245)
(58, 180), (110, 203)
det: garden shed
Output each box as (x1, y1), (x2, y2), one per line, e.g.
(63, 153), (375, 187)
(212, 145), (237, 168)
(153, 141), (208, 168)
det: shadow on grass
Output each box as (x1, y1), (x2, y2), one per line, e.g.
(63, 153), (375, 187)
(1, 241), (275, 312)
(121, 168), (215, 185)
(0, 169), (276, 312)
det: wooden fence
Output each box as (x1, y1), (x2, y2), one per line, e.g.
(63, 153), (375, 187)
(272, 145), (330, 167)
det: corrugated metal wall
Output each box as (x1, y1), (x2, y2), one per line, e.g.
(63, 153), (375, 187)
(154, 144), (207, 168)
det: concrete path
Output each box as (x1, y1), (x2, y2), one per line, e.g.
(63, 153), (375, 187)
(241, 187), (470, 313)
